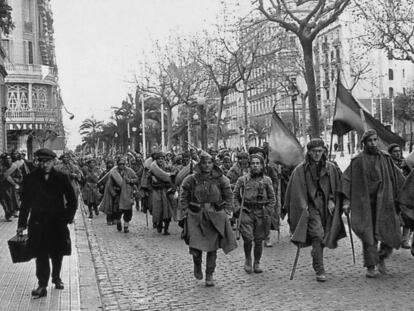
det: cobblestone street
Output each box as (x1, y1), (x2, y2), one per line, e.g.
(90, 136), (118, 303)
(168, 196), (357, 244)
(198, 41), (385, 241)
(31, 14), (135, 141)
(84, 208), (414, 311)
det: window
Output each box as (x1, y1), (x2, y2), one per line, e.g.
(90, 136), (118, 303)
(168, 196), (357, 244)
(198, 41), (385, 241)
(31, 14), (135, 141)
(24, 41), (34, 64)
(389, 87), (394, 98)
(388, 69), (394, 80)
(7, 84), (29, 110)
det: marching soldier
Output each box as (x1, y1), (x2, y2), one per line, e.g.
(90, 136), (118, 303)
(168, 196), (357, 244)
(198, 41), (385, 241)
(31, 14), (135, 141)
(180, 151), (237, 286)
(233, 154), (276, 274)
(284, 138), (346, 282)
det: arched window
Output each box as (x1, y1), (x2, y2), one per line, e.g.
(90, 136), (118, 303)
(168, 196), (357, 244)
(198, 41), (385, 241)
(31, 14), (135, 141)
(388, 69), (394, 80)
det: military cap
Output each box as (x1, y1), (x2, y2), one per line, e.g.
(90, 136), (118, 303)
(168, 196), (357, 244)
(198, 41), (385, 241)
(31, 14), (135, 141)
(34, 148), (56, 160)
(388, 143), (400, 154)
(306, 138), (325, 151)
(361, 129), (377, 143)
(236, 152), (249, 159)
(152, 152), (165, 160)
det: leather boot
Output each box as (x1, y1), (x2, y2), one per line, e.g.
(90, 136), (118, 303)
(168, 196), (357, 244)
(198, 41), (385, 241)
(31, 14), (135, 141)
(253, 241), (263, 273)
(124, 222), (129, 233)
(31, 286), (47, 298)
(52, 278), (64, 289)
(94, 205), (99, 216)
(205, 273), (215, 287)
(163, 220), (170, 235)
(244, 240), (253, 273)
(116, 220), (122, 232)
(88, 206), (93, 219)
(205, 251), (216, 286)
(193, 254), (203, 280)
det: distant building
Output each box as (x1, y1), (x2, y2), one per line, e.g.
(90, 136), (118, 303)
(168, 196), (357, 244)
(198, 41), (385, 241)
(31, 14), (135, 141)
(222, 21), (304, 149)
(2, 0), (65, 158)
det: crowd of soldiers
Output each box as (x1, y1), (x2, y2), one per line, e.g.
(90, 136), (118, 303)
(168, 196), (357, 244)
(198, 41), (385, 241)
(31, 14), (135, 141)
(2, 128), (414, 293)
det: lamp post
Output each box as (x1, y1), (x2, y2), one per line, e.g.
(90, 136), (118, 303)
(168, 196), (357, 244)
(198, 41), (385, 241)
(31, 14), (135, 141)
(193, 112), (199, 147)
(131, 126), (137, 151)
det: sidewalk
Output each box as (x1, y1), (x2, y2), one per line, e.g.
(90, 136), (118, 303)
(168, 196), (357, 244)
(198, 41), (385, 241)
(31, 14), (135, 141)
(0, 213), (82, 311)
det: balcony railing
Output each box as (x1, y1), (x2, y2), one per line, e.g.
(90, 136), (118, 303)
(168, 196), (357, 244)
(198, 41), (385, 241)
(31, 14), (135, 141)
(5, 63), (56, 80)
(5, 108), (58, 121)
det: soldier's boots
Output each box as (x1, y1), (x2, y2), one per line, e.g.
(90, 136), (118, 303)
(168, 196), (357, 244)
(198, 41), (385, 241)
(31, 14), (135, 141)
(377, 258), (388, 274)
(244, 256), (253, 274)
(88, 206), (93, 219)
(366, 266), (379, 278)
(205, 251), (216, 286)
(205, 274), (215, 287)
(253, 241), (263, 273)
(94, 206), (99, 216)
(124, 222), (129, 233)
(243, 241), (253, 273)
(193, 255), (203, 280)
(163, 220), (170, 235)
(253, 261), (263, 274)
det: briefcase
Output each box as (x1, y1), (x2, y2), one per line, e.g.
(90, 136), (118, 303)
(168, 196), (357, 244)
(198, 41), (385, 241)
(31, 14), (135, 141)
(7, 234), (33, 263)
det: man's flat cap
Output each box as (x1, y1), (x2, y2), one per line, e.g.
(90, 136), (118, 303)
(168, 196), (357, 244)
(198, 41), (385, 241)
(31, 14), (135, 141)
(34, 148), (56, 160)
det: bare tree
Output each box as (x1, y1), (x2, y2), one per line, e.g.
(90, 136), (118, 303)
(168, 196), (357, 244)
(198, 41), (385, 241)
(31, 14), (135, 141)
(257, 0), (351, 138)
(190, 34), (242, 149)
(354, 0), (414, 62)
(221, 19), (286, 147)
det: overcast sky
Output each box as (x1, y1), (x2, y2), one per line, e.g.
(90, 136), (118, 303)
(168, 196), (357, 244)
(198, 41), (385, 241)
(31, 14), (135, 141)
(51, 0), (249, 149)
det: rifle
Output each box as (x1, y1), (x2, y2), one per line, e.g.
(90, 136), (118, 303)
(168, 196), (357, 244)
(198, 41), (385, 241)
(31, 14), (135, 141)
(290, 243), (301, 280)
(346, 212), (356, 264)
(236, 179), (246, 240)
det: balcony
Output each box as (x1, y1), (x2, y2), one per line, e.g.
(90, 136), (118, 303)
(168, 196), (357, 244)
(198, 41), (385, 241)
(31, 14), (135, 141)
(5, 63), (57, 84)
(5, 108), (58, 125)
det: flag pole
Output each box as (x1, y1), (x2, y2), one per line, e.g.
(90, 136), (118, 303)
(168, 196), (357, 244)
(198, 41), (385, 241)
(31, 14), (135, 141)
(329, 70), (341, 161)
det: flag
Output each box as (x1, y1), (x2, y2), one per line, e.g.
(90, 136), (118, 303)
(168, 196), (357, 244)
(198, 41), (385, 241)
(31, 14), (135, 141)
(333, 79), (405, 148)
(268, 109), (304, 167)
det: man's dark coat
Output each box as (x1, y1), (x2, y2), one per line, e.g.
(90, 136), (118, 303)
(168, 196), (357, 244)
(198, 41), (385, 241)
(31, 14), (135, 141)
(343, 151), (404, 249)
(284, 159), (346, 248)
(18, 167), (78, 257)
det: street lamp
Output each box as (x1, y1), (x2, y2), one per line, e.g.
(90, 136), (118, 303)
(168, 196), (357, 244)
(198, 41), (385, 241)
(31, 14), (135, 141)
(131, 126), (137, 151)
(193, 112), (199, 147)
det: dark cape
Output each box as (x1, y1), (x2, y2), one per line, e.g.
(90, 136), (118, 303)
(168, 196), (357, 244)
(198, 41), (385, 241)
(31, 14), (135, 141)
(284, 160), (346, 248)
(343, 151), (405, 249)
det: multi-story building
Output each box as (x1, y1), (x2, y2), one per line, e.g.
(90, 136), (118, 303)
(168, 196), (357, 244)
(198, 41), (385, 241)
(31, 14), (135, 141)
(222, 21), (304, 149)
(314, 8), (414, 143)
(222, 8), (414, 150)
(1, 0), (64, 158)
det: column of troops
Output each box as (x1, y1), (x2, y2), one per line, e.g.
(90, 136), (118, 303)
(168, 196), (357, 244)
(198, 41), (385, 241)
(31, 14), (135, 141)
(1, 128), (414, 297)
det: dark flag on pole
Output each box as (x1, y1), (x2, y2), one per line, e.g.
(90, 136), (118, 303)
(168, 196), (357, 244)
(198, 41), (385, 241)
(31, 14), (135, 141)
(332, 79), (405, 148)
(268, 108), (304, 167)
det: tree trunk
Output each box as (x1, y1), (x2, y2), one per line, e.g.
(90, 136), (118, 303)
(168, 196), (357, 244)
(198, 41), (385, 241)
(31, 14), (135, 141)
(301, 39), (320, 138)
(214, 93), (225, 150)
(166, 106), (173, 151)
(243, 81), (249, 148)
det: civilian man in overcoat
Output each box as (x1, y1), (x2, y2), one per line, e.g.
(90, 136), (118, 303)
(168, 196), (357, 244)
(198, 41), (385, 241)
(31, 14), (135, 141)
(17, 148), (77, 298)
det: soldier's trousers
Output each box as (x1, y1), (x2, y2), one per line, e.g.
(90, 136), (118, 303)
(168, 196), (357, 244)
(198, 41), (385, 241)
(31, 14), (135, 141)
(362, 241), (392, 268)
(190, 248), (216, 275)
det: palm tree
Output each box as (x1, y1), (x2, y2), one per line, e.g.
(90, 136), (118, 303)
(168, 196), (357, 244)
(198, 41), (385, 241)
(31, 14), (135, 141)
(79, 117), (104, 151)
(249, 119), (269, 146)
